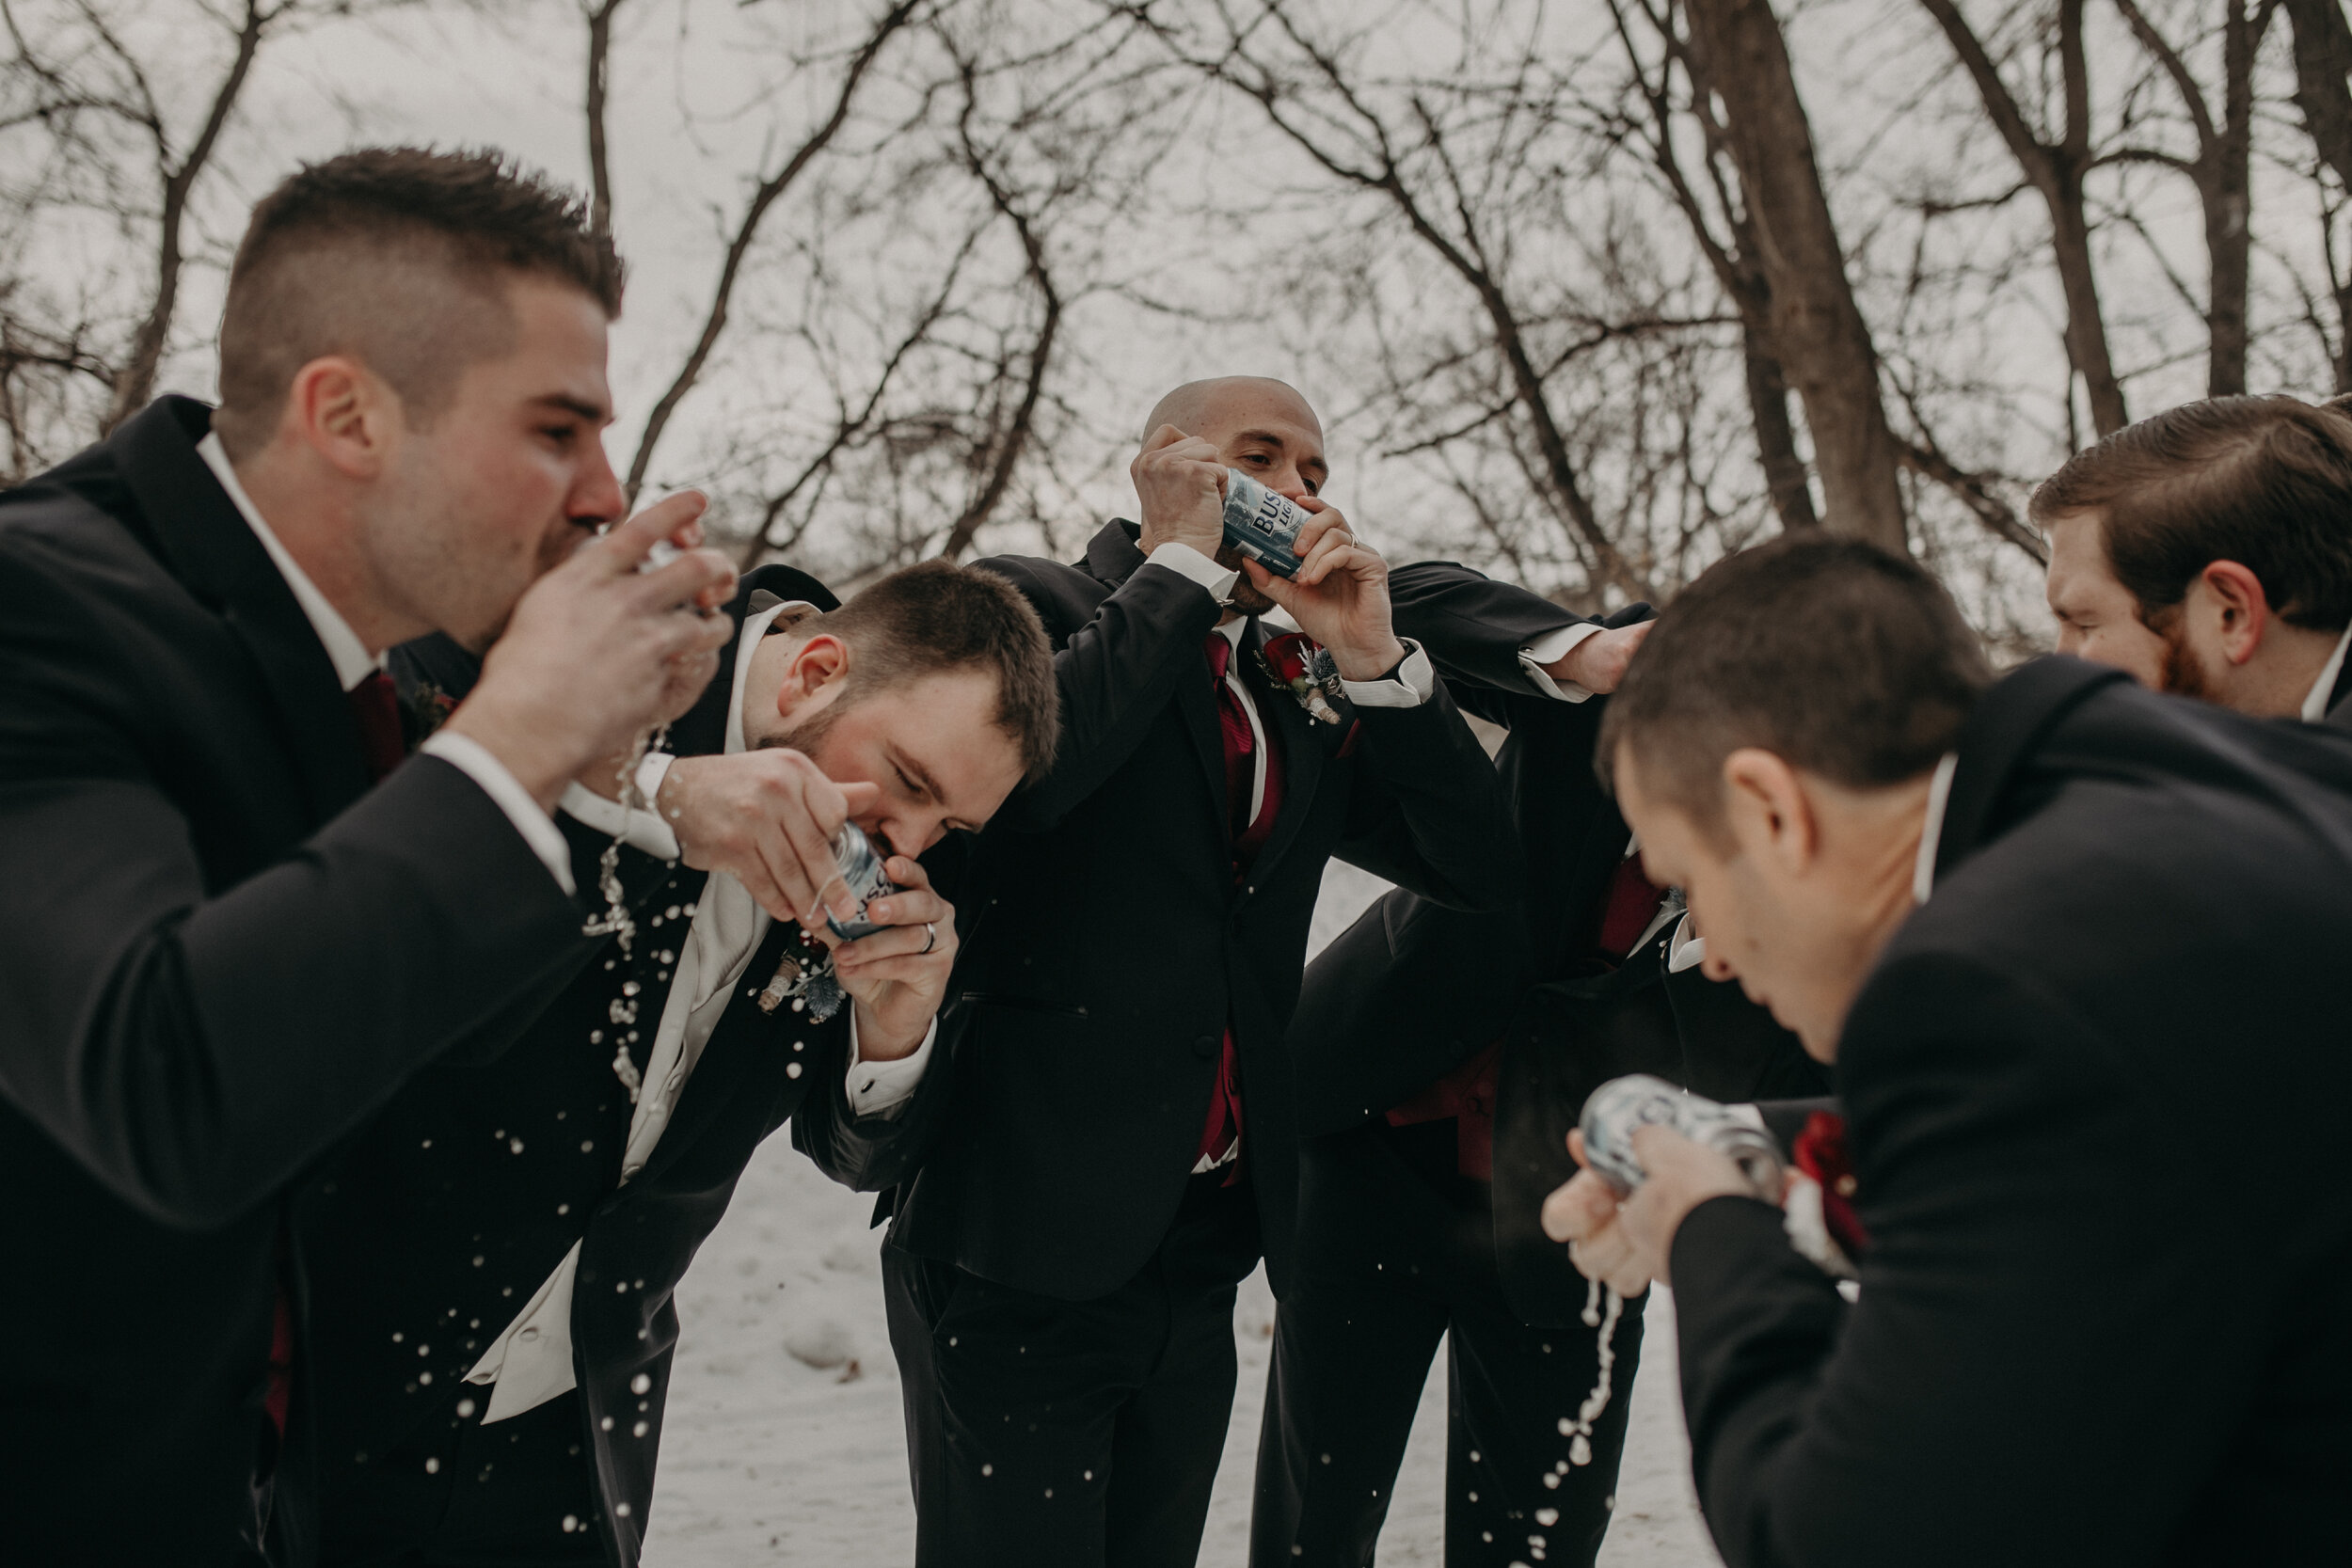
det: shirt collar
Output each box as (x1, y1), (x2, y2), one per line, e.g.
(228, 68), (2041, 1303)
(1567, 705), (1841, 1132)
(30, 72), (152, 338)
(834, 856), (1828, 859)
(727, 599), (819, 753)
(2299, 625), (2352, 722)
(1215, 616), (1247, 652)
(196, 432), (380, 692)
(1911, 751), (1961, 906)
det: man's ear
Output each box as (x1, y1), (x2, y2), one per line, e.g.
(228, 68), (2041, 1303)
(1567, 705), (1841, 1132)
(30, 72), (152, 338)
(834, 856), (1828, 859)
(773, 632), (850, 722)
(285, 356), (403, 482)
(1721, 747), (1817, 872)
(2197, 561), (2272, 667)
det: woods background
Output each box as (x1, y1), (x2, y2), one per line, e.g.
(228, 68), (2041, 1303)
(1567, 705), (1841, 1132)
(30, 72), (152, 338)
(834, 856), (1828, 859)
(6, 0), (2344, 654)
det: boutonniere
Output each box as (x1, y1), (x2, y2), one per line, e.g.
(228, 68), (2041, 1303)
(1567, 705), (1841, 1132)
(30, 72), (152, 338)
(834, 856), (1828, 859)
(406, 680), (459, 746)
(1255, 631), (1345, 725)
(1783, 1109), (1867, 1278)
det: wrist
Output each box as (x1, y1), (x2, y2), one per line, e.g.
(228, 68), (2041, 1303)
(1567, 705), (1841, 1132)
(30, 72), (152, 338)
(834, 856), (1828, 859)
(1331, 635), (1407, 684)
(853, 1001), (928, 1063)
(441, 698), (578, 812)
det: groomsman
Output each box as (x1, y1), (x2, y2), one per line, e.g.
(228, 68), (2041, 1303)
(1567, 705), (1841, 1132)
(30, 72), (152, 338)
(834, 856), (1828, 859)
(2038, 394), (2352, 721)
(881, 377), (1518, 1567)
(0, 149), (736, 1565)
(1255, 564), (1825, 1568)
(1550, 536), (2352, 1568)
(304, 561), (1057, 1567)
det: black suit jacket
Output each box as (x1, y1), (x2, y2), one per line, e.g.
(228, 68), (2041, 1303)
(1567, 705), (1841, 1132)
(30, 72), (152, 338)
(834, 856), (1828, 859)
(1671, 657), (2352, 1567)
(301, 568), (952, 1568)
(1291, 562), (1822, 1324)
(888, 521), (1518, 1300)
(0, 399), (591, 1565)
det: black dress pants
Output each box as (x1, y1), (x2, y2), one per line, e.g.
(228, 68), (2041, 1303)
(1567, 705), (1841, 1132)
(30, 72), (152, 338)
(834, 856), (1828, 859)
(319, 1387), (608, 1567)
(885, 1170), (1263, 1568)
(1251, 1122), (1646, 1568)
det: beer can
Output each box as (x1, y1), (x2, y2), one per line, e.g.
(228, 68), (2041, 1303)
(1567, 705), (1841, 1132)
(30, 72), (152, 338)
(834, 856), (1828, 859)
(1577, 1073), (1784, 1202)
(1220, 467), (1312, 578)
(824, 822), (899, 942)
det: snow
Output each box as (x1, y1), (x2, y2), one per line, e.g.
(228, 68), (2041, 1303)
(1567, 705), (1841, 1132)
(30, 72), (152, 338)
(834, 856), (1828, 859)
(642, 863), (1723, 1566)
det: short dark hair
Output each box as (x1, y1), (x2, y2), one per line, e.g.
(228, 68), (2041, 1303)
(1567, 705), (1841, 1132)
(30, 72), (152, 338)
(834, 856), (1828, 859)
(214, 147), (623, 456)
(1597, 536), (1992, 836)
(822, 560), (1058, 780)
(2027, 395), (2352, 633)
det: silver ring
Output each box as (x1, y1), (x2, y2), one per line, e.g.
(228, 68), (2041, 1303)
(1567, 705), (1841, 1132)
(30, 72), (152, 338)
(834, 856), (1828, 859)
(920, 923), (938, 955)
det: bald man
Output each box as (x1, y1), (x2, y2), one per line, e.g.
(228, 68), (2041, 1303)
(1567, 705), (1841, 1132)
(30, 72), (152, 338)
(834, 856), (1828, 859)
(879, 377), (1518, 1567)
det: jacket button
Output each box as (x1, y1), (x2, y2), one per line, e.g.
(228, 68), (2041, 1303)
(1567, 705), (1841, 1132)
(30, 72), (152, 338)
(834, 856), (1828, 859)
(1193, 1034), (1220, 1060)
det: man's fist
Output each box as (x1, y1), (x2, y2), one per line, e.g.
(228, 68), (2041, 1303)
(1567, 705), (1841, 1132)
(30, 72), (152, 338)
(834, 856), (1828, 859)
(446, 492), (737, 807)
(1130, 425), (1228, 561)
(1543, 1125), (1754, 1294)
(1240, 498), (1406, 681)
(817, 855), (957, 1063)
(658, 749), (882, 929)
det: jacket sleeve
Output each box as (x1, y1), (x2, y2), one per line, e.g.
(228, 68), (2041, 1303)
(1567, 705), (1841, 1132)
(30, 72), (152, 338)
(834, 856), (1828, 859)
(0, 549), (591, 1229)
(978, 555), (1225, 832)
(1387, 559), (1629, 723)
(1668, 953), (2248, 1568)
(1328, 681), (1522, 912)
(789, 1001), (964, 1193)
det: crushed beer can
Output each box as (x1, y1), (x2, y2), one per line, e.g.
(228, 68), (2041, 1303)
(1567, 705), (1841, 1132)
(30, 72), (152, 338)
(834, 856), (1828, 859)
(824, 821), (898, 942)
(1578, 1073), (1784, 1202)
(1220, 467), (1312, 578)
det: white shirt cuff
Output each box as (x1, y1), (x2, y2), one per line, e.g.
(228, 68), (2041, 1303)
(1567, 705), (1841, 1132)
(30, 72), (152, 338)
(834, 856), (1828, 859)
(557, 752), (681, 863)
(1666, 911), (1707, 974)
(1338, 638), (1435, 708)
(845, 1013), (935, 1117)
(1518, 622), (1602, 703)
(418, 732), (576, 895)
(1144, 541), (1240, 604)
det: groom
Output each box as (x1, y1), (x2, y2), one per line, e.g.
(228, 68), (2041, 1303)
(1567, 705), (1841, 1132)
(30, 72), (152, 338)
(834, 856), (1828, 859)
(304, 559), (1057, 1568)
(0, 148), (736, 1565)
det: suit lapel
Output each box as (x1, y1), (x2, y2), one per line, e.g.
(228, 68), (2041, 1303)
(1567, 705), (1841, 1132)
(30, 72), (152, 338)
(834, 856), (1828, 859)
(632, 917), (804, 1185)
(116, 397), (373, 825)
(1084, 519), (1231, 832)
(1235, 618), (1325, 897)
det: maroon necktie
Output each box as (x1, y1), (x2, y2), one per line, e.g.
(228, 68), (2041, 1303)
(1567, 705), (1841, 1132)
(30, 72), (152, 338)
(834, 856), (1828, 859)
(347, 670), (405, 783)
(1196, 634), (1286, 1180)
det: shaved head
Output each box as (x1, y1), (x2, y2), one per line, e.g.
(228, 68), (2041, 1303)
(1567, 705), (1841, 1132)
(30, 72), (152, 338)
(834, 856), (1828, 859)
(1142, 376), (1318, 445)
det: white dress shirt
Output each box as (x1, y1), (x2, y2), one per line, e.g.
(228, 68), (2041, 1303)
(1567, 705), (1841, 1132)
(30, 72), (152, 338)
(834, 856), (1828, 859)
(464, 594), (933, 1422)
(194, 432), (577, 893)
(2301, 626), (2352, 722)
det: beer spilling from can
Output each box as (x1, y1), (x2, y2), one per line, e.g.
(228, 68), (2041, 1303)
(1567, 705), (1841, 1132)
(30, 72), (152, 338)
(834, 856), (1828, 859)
(1220, 467), (1313, 578)
(1578, 1073), (1784, 1202)
(824, 822), (898, 942)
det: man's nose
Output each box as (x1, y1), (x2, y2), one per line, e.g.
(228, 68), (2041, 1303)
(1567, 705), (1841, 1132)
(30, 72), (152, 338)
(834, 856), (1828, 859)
(1272, 464), (1311, 503)
(877, 815), (944, 863)
(572, 438), (627, 530)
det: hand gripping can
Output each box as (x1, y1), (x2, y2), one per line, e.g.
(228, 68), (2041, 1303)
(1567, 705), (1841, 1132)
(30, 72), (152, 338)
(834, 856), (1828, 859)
(824, 822), (898, 942)
(1220, 467), (1313, 578)
(1577, 1073), (1785, 1201)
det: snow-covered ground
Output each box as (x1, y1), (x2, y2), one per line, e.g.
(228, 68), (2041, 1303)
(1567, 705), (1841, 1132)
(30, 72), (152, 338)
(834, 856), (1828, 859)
(644, 863), (1723, 1567)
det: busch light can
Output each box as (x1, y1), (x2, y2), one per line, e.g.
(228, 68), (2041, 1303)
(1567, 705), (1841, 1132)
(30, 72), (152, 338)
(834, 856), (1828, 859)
(1221, 467), (1312, 578)
(825, 822), (898, 942)
(1578, 1074), (1784, 1201)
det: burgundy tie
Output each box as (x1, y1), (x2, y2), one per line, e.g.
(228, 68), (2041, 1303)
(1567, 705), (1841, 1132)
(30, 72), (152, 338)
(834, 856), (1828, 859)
(347, 670), (405, 784)
(1196, 634), (1287, 1182)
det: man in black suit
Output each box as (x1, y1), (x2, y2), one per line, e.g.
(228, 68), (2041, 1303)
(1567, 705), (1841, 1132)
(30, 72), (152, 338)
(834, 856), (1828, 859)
(0, 149), (740, 1565)
(1550, 536), (2352, 1567)
(880, 377), (1518, 1567)
(1255, 563), (1824, 1568)
(304, 559), (1057, 1567)
(2038, 395), (2352, 721)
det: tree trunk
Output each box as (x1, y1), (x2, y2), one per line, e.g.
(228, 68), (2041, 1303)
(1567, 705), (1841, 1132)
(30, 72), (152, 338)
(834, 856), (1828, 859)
(1740, 320), (1820, 530)
(1680, 0), (1906, 550)
(2206, 0), (2258, 394)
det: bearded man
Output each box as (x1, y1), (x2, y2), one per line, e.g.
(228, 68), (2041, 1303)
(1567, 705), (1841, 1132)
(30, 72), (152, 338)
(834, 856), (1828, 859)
(303, 560), (1057, 1568)
(2039, 395), (2352, 721)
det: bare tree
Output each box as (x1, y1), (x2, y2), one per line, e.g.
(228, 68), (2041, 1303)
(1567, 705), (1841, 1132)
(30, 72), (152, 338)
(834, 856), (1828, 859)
(0, 0), (317, 468)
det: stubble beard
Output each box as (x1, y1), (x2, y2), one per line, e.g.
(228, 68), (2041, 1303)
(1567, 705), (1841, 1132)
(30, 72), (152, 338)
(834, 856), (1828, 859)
(2155, 615), (2217, 702)
(1214, 540), (1278, 616)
